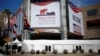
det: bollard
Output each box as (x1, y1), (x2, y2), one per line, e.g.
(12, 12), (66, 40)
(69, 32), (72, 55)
(98, 49), (100, 54)
(8, 49), (12, 55)
(89, 49), (93, 53)
(80, 49), (84, 53)
(12, 49), (16, 54)
(30, 49), (35, 54)
(42, 50), (46, 54)
(21, 50), (25, 54)
(73, 49), (76, 54)
(63, 49), (68, 54)
(36, 50), (40, 54)
(53, 49), (57, 54)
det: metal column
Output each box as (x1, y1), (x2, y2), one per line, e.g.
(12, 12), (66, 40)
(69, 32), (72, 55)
(60, 0), (68, 40)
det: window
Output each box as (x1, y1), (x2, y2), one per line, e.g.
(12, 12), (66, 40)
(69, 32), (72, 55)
(87, 19), (100, 27)
(87, 9), (98, 16)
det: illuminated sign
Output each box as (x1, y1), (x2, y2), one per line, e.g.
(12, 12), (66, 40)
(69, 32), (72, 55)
(68, 1), (84, 35)
(31, 0), (61, 28)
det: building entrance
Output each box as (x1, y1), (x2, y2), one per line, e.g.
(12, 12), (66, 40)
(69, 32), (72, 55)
(30, 33), (61, 40)
(45, 45), (52, 52)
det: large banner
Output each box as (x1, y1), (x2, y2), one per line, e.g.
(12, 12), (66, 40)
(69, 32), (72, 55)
(68, 1), (84, 35)
(31, 0), (61, 28)
(9, 7), (23, 38)
(15, 8), (23, 36)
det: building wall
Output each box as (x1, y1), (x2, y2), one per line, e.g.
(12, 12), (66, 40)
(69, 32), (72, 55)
(81, 3), (100, 39)
(22, 40), (100, 53)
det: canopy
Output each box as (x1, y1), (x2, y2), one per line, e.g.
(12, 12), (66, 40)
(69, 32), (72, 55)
(11, 38), (22, 46)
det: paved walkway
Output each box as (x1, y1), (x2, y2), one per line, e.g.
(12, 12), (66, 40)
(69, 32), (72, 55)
(3, 53), (100, 56)
(0, 54), (5, 56)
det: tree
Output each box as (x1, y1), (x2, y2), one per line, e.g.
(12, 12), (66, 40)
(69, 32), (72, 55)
(3, 9), (12, 36)
(2, 9), (12, 54)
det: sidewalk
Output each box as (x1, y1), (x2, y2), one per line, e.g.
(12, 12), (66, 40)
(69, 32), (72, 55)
(0, 54), (5, 56)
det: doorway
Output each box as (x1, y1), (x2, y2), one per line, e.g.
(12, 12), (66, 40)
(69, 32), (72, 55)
(75, 45), (82, 52)
(45, 45), (52, 52)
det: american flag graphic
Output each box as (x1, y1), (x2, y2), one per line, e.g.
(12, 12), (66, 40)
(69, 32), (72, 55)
(69, 2), (81, 13)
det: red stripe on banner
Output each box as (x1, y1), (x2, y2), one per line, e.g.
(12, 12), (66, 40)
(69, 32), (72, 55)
(32, 0), (55, 6)
(74, 30), (81, 35)
(69, 2), (81, 13)
(24, 14), (30, 28)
